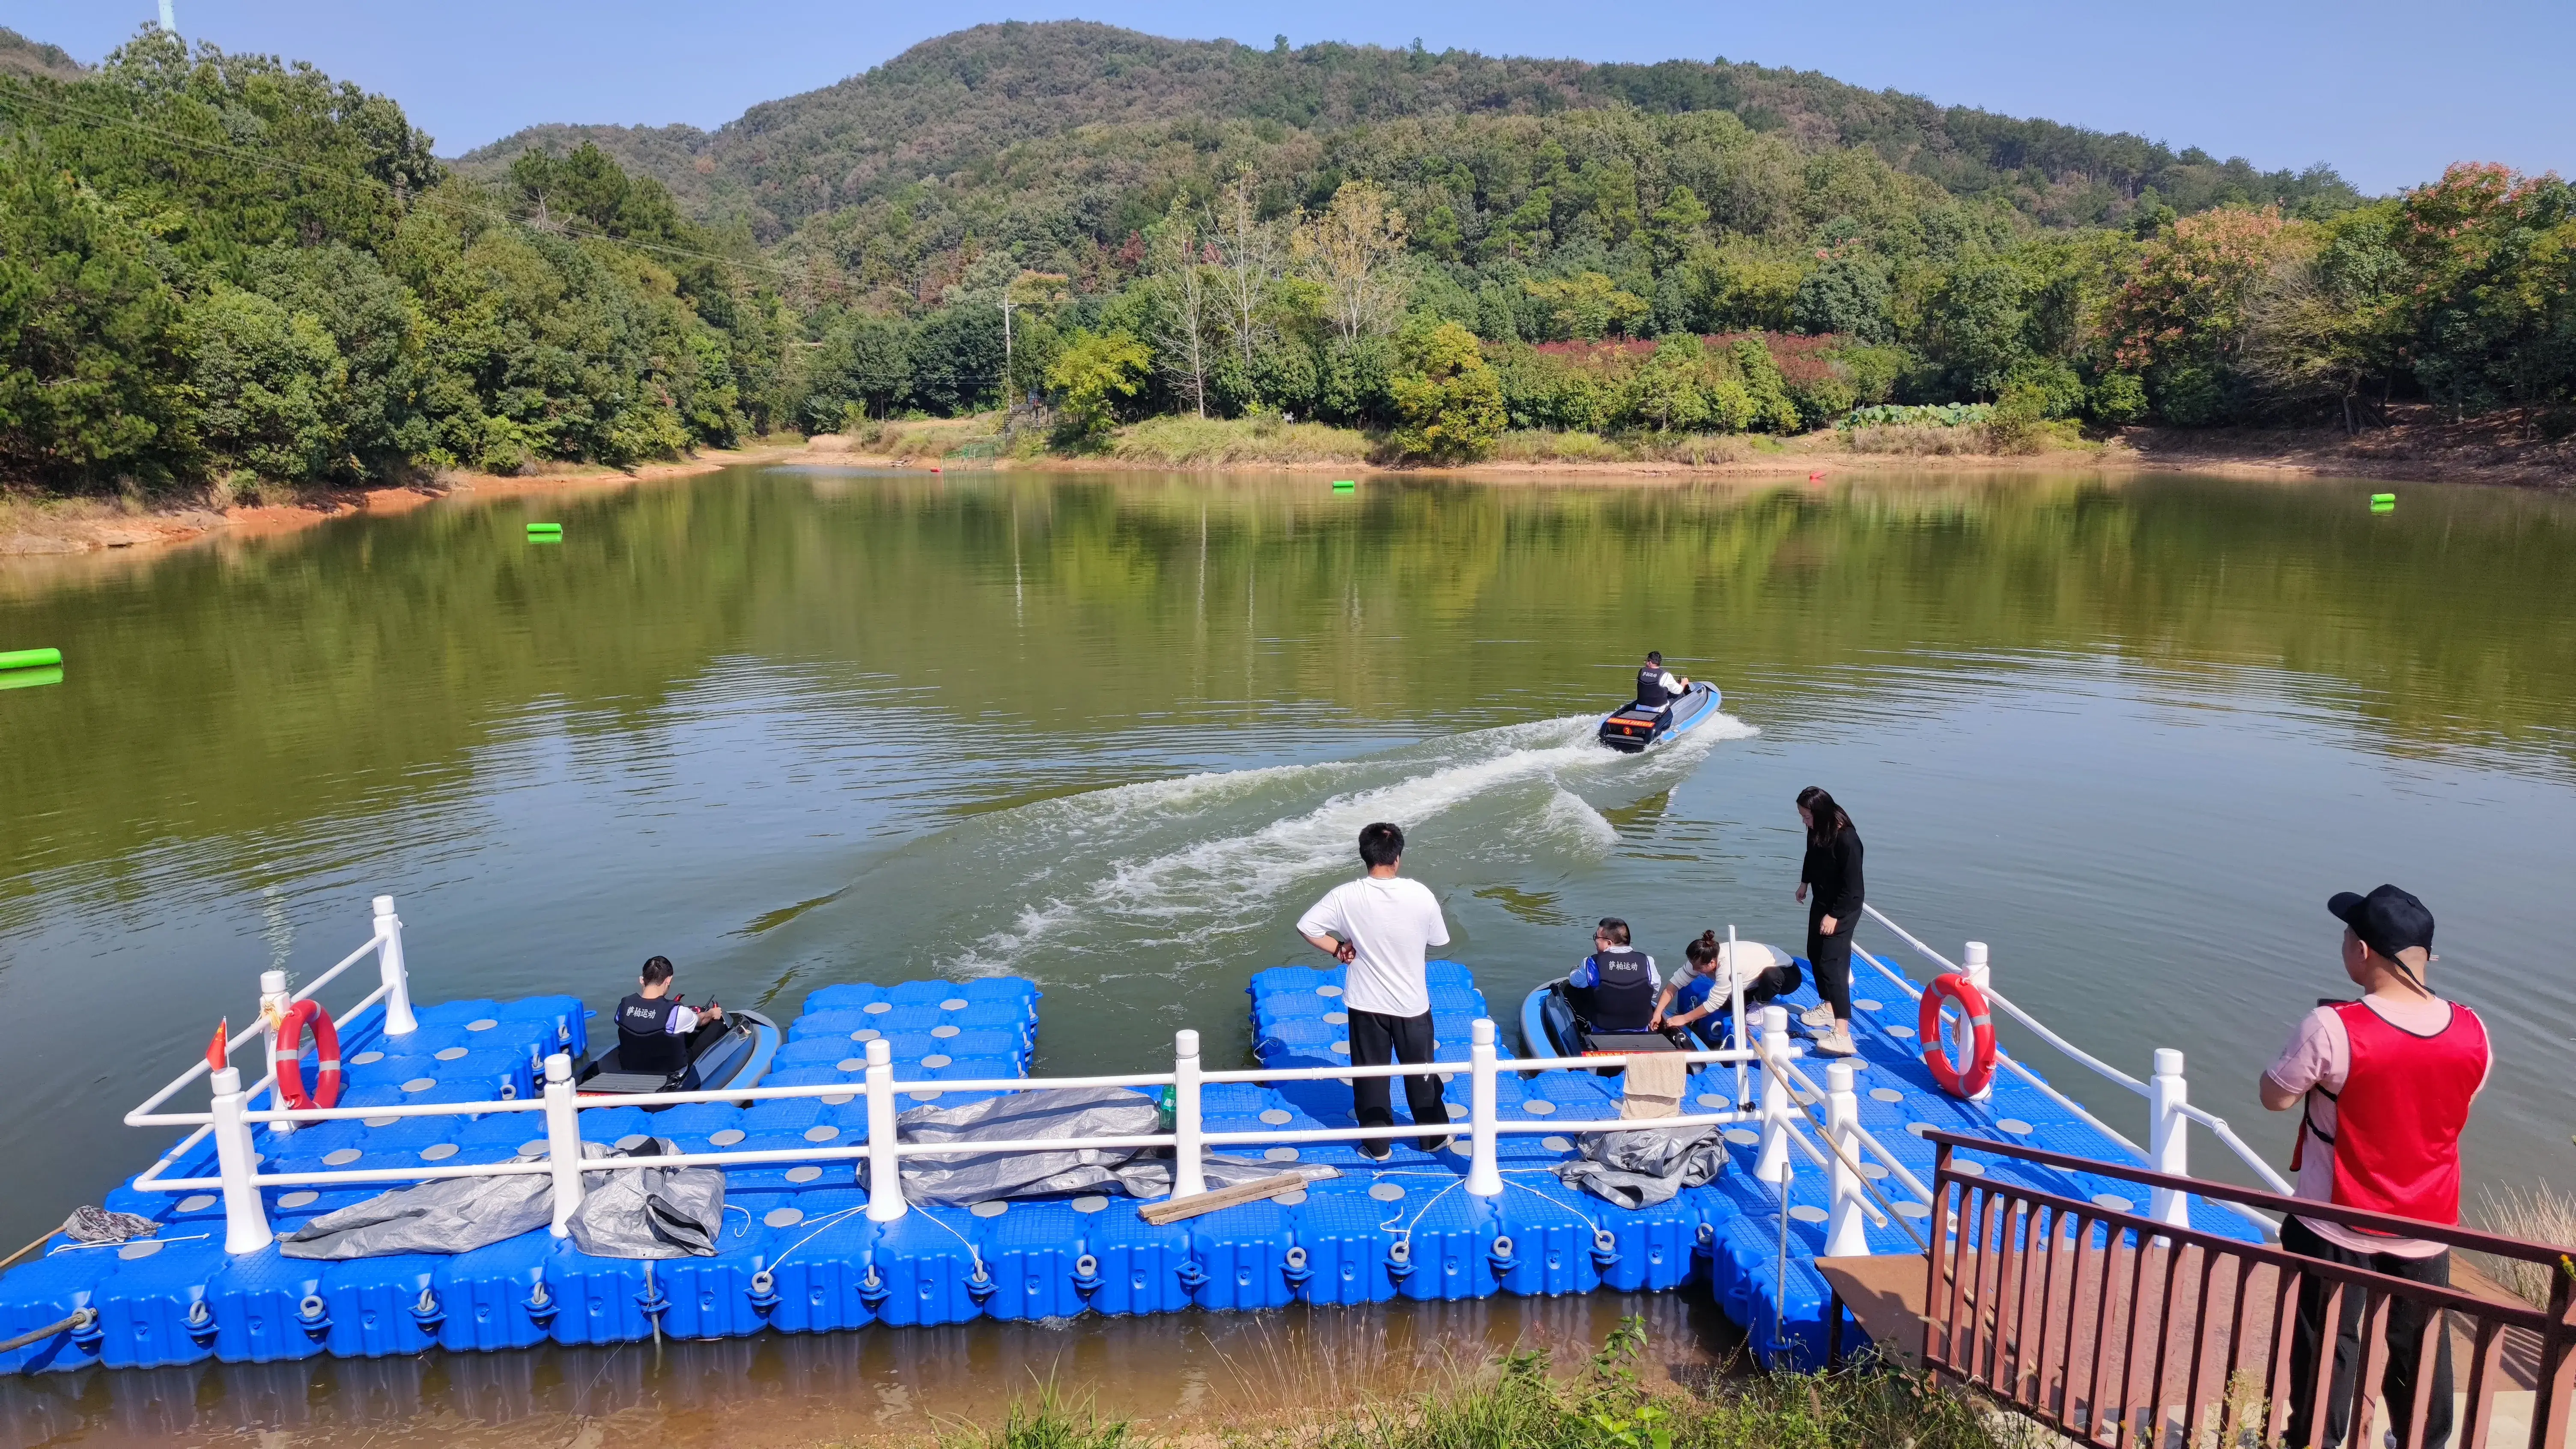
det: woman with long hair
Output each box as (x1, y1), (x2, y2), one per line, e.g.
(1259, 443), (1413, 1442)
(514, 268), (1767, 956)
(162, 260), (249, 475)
(1793, 786), (1863, 1057)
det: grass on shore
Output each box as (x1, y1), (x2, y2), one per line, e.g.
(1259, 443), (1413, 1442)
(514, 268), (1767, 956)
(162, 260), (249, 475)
(933, 1319), (2042, 1449)
(2470, 1181), (2576, 1309)
(1110, 414), (1375, 466)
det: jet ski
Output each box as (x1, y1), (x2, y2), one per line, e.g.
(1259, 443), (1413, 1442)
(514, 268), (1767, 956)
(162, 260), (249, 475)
(1597, 682), (1721, 753)
(576, 1005), (779, 1105)
(1517, 981), (1691, 1073)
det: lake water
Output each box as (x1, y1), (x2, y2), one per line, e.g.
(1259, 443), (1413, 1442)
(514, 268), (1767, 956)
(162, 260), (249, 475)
(2, 466), (2571, 1442)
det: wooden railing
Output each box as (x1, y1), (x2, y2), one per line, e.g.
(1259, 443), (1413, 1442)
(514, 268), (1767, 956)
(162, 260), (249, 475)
(1916, 1131), (2573, 1449)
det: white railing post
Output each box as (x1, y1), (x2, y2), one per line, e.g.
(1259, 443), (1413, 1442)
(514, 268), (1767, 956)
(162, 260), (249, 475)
(542, 1052), (583, 1236)
(1466, 1018), (1502, 1197)
(1172, 1029), (1207, 1199)
(209, 1066), (274, 1254)
(2148, 1048), (2190, 1229)
(259, 969), (295, 1134)
(1824, 1062), (1869, 1256)
(373, 894), (416, 1036)
(1756, 1005), (1791, 1184)
(864, 1037), (907, 1222)
(1962, 941), (1994, 1102)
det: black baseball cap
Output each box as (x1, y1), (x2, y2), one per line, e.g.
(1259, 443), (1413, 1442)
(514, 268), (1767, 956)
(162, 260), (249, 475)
(2328, 884), (2435, 963)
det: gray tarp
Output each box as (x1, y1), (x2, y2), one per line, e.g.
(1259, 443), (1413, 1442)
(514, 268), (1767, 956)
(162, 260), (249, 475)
(281, 1139), (725, 1260)
(881, 1086), (1338, 1205)
(1553, 1123), (1728, 1208)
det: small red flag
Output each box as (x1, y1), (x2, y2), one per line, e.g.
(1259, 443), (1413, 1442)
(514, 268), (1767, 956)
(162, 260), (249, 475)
(206, 1018), (229, 1072)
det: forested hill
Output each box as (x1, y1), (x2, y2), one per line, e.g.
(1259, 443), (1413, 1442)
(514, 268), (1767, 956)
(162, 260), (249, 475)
(456, 21), (2354, 241)
(0, 27), (83, 81)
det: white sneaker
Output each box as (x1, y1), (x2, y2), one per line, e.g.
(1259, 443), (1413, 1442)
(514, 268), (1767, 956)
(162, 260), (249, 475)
(1816, 1029), (1857, 1058)
(1800, 1004), (1837, 1029)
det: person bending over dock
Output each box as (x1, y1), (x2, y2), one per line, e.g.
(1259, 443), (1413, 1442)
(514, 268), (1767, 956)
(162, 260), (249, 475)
(1655, 931), (1803, 1048)
(2260, 884), (2489, 1449)
(1296, 823), (1453, 1161)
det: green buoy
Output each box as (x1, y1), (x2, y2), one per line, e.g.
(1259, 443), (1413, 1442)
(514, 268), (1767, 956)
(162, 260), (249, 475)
(1332, 480), (1356, 492)
(2370, 492), (2395, 512)
(0, 647), (63, 671)
(526, 522), (562, 534)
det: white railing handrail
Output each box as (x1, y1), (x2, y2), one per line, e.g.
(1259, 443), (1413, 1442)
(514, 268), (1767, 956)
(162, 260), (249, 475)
(124, 933), (393, 1126)
(1855, 903), (2292, 1223)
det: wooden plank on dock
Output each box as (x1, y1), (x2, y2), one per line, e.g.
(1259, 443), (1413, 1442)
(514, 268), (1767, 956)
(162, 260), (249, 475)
(1139, 1172), (1308, 1225)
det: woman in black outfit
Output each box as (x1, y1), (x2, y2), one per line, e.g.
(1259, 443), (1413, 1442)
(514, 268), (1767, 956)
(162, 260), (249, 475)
(1794, 786), (1863, 1056)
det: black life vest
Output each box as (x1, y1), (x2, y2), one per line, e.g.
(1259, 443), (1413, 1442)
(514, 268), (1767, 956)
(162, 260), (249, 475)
(1587, 949), (1659, 1032)
(1635, 666), (1672, 709)
(616, 993), (686, 1074)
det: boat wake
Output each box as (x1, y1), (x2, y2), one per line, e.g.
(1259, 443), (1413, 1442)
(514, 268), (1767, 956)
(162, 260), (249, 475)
(751, 711), (1757, 998)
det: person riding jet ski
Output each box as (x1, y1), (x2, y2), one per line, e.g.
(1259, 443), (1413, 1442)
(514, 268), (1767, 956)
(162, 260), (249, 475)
(614, 955), (726, 1088)
(1634, 651), (1693, 722)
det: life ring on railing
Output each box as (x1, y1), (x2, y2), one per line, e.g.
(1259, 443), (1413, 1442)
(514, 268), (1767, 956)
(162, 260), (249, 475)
(1918, 972), (1996, 1098)
(276, 999), (343, 1110)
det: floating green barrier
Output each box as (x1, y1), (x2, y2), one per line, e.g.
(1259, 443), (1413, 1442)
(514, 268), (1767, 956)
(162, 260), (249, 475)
(2370, 492), (2395, 505)
(0, 666), (62, 691)
(1332, 480), (1356, 492)
(526, 522), (563, 534)
(0, 647), (63, 671)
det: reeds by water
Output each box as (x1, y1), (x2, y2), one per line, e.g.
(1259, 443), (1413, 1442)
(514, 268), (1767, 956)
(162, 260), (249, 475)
(933, 1318), (2046, 1449)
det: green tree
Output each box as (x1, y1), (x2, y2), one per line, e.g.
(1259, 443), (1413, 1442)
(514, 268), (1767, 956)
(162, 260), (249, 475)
(0, 140), (191, 489)
(2106, 207), (2290, 424)
(1389, 320), (1506, 459)
(188, 284), (350, 484)
(1926, 259), (2032, 400)
(1792, 255), (1893, 343)
(1044, 327), (1150, 445)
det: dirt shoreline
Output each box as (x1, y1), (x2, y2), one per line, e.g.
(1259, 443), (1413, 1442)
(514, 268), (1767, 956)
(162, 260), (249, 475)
(5, 420), (2564, 558)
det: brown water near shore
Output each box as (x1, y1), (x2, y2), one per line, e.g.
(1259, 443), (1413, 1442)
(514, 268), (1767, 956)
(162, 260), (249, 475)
(1, 1293), (1732, 1447)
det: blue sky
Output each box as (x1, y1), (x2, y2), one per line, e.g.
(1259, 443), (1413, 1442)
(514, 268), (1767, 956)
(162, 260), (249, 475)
(13, 1), (2568, 194)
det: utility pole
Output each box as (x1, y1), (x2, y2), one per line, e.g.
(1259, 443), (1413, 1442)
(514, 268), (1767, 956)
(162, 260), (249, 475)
(999, 292), (1016, 415)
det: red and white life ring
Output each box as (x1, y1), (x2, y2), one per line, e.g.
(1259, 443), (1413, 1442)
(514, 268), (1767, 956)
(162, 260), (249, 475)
(275, 999), (343, 1111)
(1918, 972), (1997, 1098)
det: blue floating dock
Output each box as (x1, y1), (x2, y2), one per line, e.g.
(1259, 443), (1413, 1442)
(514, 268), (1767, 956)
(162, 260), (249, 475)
(2, 960), (2253, 1374)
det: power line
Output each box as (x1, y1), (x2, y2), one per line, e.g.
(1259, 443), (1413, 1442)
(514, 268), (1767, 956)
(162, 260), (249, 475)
(0, 75), (840, 289)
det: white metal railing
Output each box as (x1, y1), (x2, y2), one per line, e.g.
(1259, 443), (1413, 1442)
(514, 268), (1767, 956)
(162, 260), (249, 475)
(1858, 902), (2287, 1237)
(121, 898), (1943, 1261)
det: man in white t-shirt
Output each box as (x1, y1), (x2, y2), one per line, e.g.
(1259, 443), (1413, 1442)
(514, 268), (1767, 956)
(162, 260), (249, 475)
(1295, 822), (1452, 1161)
(2259, 884), (2489, 1449)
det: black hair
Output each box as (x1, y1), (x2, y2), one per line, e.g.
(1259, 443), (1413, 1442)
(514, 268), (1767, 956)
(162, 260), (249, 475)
(1358, 821), (1405, 869)
(1595, 917), (1631, 946)
(1685, 930), (1721, 967)
(1645, 650), (1662, 664)
(1795, 786), (1853, 845)
(641, 955), (674, 986)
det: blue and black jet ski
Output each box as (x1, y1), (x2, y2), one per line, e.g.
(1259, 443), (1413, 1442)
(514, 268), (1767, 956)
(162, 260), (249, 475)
(1517, 981), (1691, 1072)
(1597, 681), (1721, 753)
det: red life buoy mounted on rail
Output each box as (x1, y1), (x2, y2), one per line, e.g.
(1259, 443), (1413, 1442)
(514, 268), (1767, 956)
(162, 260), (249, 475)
(275, 999), (343, 1110)
(1918, 972), (1997, 1098)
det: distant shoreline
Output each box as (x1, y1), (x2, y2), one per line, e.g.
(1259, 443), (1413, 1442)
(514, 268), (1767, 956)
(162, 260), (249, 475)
(4, 418), (2566, 560)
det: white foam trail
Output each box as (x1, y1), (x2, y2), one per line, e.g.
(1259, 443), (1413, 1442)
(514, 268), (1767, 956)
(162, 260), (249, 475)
(1540, 787), (1621, 853)
(945, 714), (1731, 968)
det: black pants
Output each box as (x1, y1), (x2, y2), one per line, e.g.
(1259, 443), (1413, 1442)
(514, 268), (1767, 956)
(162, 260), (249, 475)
(1806, 906), (1855, 1022)
(1347, 1008), (1450, 1150)
(2282, 1216), (2454, 1449)
(1684, 963), (1805, 1047)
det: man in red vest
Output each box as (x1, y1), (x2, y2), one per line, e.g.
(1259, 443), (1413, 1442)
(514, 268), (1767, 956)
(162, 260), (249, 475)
(2260, 884), (2490, 1449)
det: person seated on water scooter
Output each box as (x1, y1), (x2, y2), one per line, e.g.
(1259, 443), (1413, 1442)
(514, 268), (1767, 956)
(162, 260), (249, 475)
(1560, 918), (1664, 1036)
(1634, 651), (1693, 724)
(615, 954), (725, 1084)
